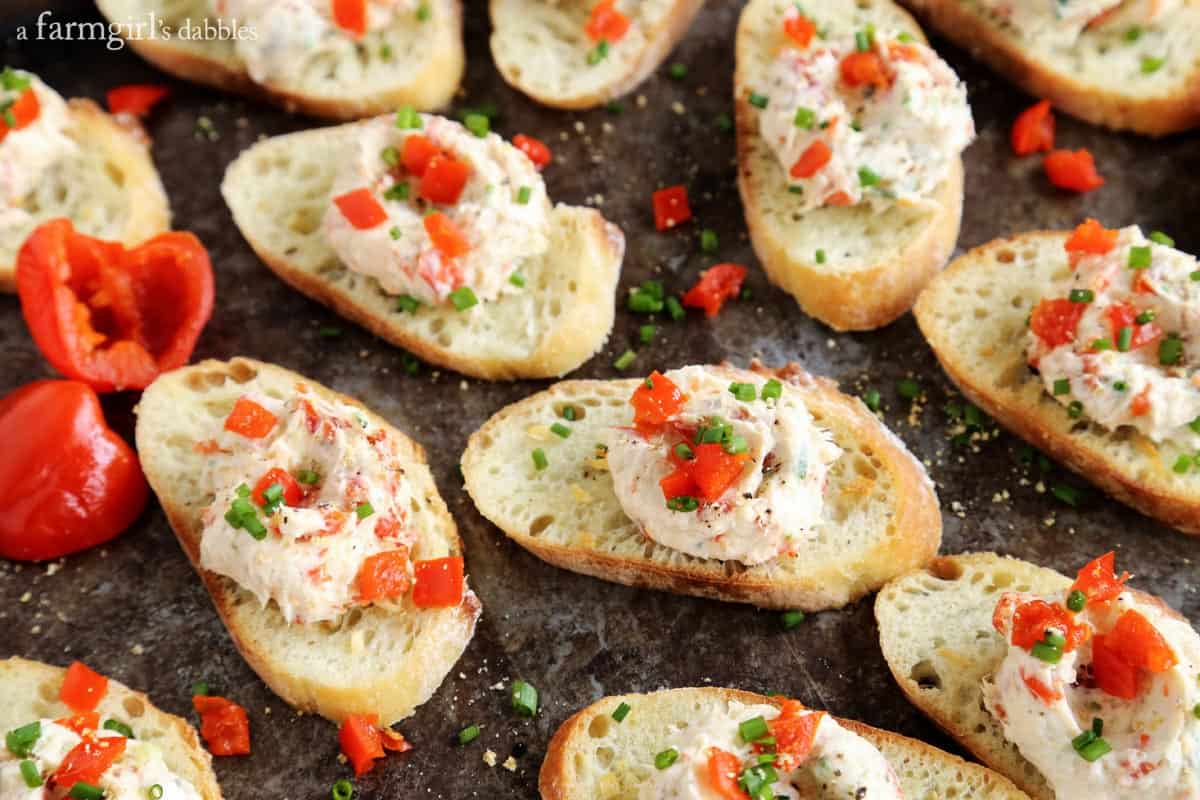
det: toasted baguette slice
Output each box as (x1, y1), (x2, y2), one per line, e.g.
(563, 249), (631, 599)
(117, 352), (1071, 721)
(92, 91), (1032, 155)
(461, 362), (941, 610)
(540, 686), (1033, 799)
(221, 120), (624, 381)
(489, 0), (704, 109)
(875, 553), (1082, 799)
(914, 231), (1200, 533)
(0, 99), (170, 292)
(902, 0), (1200, 135)
(734, 0), (964, 332)
(95, 0), (463, 119)
(134, 358), (480, 725)
(0, 657), (222, 800)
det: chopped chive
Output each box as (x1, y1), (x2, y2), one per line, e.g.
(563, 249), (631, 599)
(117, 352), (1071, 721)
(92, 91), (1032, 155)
(464, 113), (490, 138)
(1160, 334), (1184, 366)
(1068, 289), (1094, 303)
(1192, 271), (1200, 282)
(1136, 310), (1155, 324)
(396, 294), (421, 313)
(191, 680), (210, 696)
(793, 107), (816, 130)
(815, 248), (826, 264)
(738, 716), (770, 743)
(457, 724), (481, 745)
(355, 502), (374, 520)
(561, 406), (578, 421)
(383, 181), (409, 201)
(516, 186), (532, 204)
(1067, 400), (1084, 419)
(550, 422), (571, 439)
(331, 779), (353, 800)
(1149, 230), (1174, 246)
(1125, 25), (1143, 41)
(606, 101), (624, 114)
(855, 29), (871, 52)
(715, 112), (733, 131)
(612, 702), (631, 722)
(729, 382), (756, 402)
(512, 680), (538, 716)
(668, 62), (687, 80)
(1053, 378), (1071, 396)
(896, 378), (920, 400)
(381, 146), (399, 167)
(858, 166), (881, 188)
(1174, 454), (1192, 474)
(665, 296), (685, 321)
(1091, 338), (1113, 351)
(674, 443), (694, 460)
(1190, 416), (1200, 433)
(700, 228), (719, 253)
(103, 719), (134, 738)
(863, 388), (882, 412)
(723, 435), (749, 455)
(1117, 326), (1134, 352)
(532, 448), (548, 471)
(587, 39), (610, 65)
(1052, 484), (1081, 507)
(781, 609), (805, 629)
(614, 350), (637, 370)
(629, 292), (664, 313)
(655, 748), (679, 769)
(1128, 245), (1152, 269)
(6, 721), (41, 758)
(395, 106), (422, 129)
(1114, 381), (1128, 392)
(666, 495), (699, 512)
(639, 324), (657, 344)
(449, 287), (478, 311)
(761, 379), (782, 401)
(1031, 641), (1062, 663)
(897, 31), (916, 42)
(1075, 734), (1112, 762)
(388, 226), (402, 241)
(69, 784), (105, 800)
(1140, 56), (1165, 74)
(18, 760), (41, 788)
(1066, 590), (1086, 612)
(416, 2), (431, 20)
(748, 92), (769, 109)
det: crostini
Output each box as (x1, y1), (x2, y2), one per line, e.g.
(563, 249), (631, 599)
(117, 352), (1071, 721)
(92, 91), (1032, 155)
(221, 111), (624, 381)
(134, 357), (480, 724)
(489, 0), (705, 109)
(461, 362), (941, 610)
(95, 0), (463, 119)
(902, 0), (1200, 135)
(0, 67), (170, 292)
(1, 657), (222, 799)
(540, 686), (1033, 799)
(735, 0), (972, 331)
(915, 221), (1200, 534)
(877, 551), (1200, 799)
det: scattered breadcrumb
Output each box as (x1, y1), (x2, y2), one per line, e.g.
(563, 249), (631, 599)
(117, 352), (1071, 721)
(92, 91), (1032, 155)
(502, 756), (518, 772)
(483, 749), (498, 767)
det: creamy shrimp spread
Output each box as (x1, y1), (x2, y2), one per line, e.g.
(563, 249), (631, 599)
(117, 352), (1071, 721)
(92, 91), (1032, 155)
(984, 554), (1200, 800)
(1, 719), (200, 800)
(0, 69), (75, 221)
(210, 0), (420, 84)
(976, 0), (1182, 44)
(605, 366), (840, 565)
(636, 699), (902, 799)
(755, 18), (973, 212)
(323, 113), (550, 306)
(1027, 224), (1200, 449)
(197, 385), (424, 624)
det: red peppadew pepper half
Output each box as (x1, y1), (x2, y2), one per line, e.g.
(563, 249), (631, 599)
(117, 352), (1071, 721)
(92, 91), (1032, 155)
(106, 84), (169, 117)
(17, 219), (215, 393)
(683, 264), (747, 318)
(0, 380), (148, 561)
(193, 695), (251, 756)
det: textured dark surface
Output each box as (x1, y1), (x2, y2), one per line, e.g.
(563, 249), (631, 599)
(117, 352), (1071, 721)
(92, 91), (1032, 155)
(2, 3), (1199, 799)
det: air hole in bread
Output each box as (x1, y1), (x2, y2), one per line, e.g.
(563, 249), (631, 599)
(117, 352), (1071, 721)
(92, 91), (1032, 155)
(985, 571), (1014, 592)
(39, 680), (58, 703)
(103, 161), (126, 188)
(228, 362), (257, 383)
(587, 714), (611, 739)
(931, 560), (964, 581)
(595, 745), (615, 767)
(910, 659), (942, 691)
(123, 697), (145, 718)
(529, 515), (554, 536)
(996, 249), (1015, 264)
(287, 207), (322, 236)
(555, 403), (586, 421)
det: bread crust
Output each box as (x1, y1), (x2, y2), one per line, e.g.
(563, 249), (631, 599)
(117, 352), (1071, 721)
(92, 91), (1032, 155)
(0, 99), (170, 292)
(489, 0), (705, 109)
(462, 361), (941, 610)
(876, 552), (1191, 800)
(733, 0), (964, 332)
(0, 657), (223, 800)
(540, 686), (1032, 800)
(904, 0), (1200, 136)
(914, 231), (1200, 534)
(95, 0), (464, 120)
(135, 358), (480, 724)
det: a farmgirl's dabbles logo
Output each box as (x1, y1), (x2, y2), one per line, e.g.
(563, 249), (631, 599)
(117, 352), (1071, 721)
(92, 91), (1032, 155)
(13, 11), (257, 52)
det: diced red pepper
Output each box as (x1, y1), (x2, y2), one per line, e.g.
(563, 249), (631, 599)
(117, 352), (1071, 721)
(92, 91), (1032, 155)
(339, 713), (385, 776)
(251, 467), (303, 508)
(682, 263), (747, 318)
(1091, 632), (1139, 700)
(705, 748), (745, 799)
(585, 0), (631, 42)
(412, 556), (465, 608)
(334, 188), (388, 230)
(106, 84), (169, 117)
(52, 735), (126, 789)
(0, 88), (40, 143)
(1070, 551), (1129, 604)
(1029, 298), (1086, 348)
(402, 134), (440, 176)
(1106, 609), (1177, 673)
(761, 700), (821, 770)
(630, 371), (686, 432)
(193, 695), (251, 756)
(782, 13), (817, 48)
(332, 0), (367, 37)
(840, 52), (890, 89)
(1010, 598), (1088, 652)
(380, 727), (412, 753)
(652, 185), (692, 231)
(690, 443), (749, 503)
(423, 212), (470, 258)
(419, 155), (470, 205)
(659, 464), (699, 501)
(1022, 671), (1061, 705)
(824, 190), (854, 206)
(1130, 386), (1152, 417)
(56, 712), (100, 736)
(356, 548), (412, 603)
(1045, 149), (1104, 193)
(1065, 219), (1118, 257)
(790, 140), (832, 179)
(513, 134), (552, 170)
(224, 397), (277, 439)
(1011, 100), (1055, 156)
(1105, 303), (1162, 351)
(60, 661), (108, 713)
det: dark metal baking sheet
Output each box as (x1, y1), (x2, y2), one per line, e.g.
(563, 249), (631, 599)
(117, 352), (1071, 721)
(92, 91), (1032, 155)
(2, 3), (1198, 798)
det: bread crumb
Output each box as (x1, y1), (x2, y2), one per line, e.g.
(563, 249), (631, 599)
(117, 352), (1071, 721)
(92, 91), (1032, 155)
(19, 592), (31, 603)
(483, 749), (498, 767)
(502, 756), (517, 772)
(671, 101), (685, 115)
(636, 94), (647, 108)
(130, 644), (144, 655)
(569, 483), (593, 504)
(526, 424), (551, 442)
